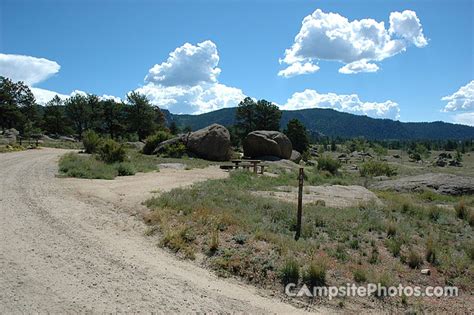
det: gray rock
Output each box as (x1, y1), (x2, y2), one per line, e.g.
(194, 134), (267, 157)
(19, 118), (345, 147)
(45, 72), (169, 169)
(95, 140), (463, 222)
(3, 128), (19, 143)
(185, 124), (231, 161)
(125, 141), (145, 151)
(158, 163), (186, 170)
(59, 136), (77, 142)
(243, 130), (292, 159)
(290, 150), (302, 163)
(41, 135), (55, 141)
(372, 173), (474, 196)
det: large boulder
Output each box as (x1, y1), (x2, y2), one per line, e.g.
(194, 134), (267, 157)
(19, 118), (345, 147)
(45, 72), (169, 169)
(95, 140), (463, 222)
(243, 131), (292, 159)
(184, 124), (231, 161)
(372, 173), (474, 196)
(3, 128), (19, 144)
(290, 150), (302, 163)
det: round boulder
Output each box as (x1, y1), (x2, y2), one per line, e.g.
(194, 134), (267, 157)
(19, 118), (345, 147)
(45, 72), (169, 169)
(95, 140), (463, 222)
(185, 124), (231, 161)
(243, 130), (292, 159)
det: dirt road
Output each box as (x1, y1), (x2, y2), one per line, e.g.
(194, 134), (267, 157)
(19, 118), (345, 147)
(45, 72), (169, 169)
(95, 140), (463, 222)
(0, 148), (322, 313)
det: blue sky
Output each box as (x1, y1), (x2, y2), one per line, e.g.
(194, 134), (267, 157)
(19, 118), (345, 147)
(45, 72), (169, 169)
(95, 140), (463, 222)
(1, 0), (473, 125)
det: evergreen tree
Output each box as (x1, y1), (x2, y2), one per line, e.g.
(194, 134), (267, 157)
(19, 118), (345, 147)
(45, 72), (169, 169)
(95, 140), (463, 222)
(284, 118), (310, 153)
(126, 92), (161, 141)
(43, 95), (69, 135)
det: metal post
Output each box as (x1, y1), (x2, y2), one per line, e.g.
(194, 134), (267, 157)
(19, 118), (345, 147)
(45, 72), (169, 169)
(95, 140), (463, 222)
(295, 167), (304, 241)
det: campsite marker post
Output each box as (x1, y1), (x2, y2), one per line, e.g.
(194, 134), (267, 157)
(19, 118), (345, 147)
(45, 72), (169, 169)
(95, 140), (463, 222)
(295, 167), (304, 241)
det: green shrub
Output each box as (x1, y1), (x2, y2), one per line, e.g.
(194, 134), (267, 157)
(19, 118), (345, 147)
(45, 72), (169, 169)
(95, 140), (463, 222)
(359, 160), (396, 177)
(98, 139), (126, 163)
(303, 260), (327, 288)
(428, 206), (441, 221)
(115, 162), (136, 176)
(353, 268), (367, 283)
(279, 258), (299, 286)
(369, 247), (379, 264)
(142, 131), (173, 155)
(385, 238), (402, 257)
(407, 249), (423, 269)
(59, 152), (117, 179)
(386, 221), (397, 237)
(209, 229), (219, 253)
(425, 236), (438, 265)
(317, 155), (341, 175)
(455, 200), (468, 220)
(82, 130), (102, 154)
(465, 241), (474, 261)
(161, 142), (186, 158)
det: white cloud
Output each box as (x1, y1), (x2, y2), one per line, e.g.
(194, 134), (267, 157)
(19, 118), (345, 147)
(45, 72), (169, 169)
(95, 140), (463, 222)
(279, 9), (427, 76)
(138, 40), (246, 114)
(452, 112), (474, 126)
(278, 62), (320, 78)
(389, 10), (428, 48)
(338, 59), (379, 74)
(145, 40), (221, 86)
(281, 89), (400, 120)
(441, 80), (474, 112)
(30, 87), (70, 104)
(0, 53), (60, 85)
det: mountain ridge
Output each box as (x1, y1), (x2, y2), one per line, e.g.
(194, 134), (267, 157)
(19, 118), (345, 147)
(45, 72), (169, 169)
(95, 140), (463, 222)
(162, 107), (474, 140)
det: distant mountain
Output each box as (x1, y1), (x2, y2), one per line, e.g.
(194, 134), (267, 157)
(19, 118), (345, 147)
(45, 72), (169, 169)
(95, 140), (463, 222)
(162, 108), (474, 140)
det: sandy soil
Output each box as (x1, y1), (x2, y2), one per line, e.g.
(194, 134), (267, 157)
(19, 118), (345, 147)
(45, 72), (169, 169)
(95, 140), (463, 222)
(253, 185), (382, 208)
(0, 148), (327, 314)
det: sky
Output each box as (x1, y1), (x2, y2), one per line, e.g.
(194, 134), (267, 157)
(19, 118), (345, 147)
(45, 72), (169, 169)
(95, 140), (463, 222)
(0, 0), (473, 125)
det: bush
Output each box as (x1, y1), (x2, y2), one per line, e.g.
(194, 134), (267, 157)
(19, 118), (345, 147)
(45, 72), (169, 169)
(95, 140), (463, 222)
(428, 206), (441, 221)
(98, 139), (126, 163)
(82, 130), (102, 154)
(465, 241), (474, 261)
(142, 131), (173, 155)
(455, 200), (468, 220)
(386, 221), (397, 237)
(425, 236), (438, 265)
(115, 162), (136, 176)
(59, 152), (117, 179)
(359, 160), (397, 177)
(407, 249), (423, 269)
(303, 260), (327, 288)
(317, 155), (341, 175)
(161, 142), (186, 158)
(279, 258), (299, 286)
(353, 268), (367, 283)
(385, 238), (402, 257)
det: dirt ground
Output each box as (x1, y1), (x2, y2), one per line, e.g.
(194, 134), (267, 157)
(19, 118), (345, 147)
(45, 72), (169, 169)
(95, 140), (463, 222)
(0, 148), (327, 314)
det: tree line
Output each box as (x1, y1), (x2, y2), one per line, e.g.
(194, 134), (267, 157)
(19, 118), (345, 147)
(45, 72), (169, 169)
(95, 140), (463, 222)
(233, 96), (310, 153)
(0, 76), (166, 141)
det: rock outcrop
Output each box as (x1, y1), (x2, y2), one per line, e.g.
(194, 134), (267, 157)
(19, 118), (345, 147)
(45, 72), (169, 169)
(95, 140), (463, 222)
(243, 131), (292, 159)
(153, 124), (231, 161)
(185, 124), (231, 161)
(372, 173), (474, 196)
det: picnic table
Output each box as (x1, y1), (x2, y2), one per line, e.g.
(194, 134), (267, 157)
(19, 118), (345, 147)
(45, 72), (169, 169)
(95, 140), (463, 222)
(229, 159), (265, 174)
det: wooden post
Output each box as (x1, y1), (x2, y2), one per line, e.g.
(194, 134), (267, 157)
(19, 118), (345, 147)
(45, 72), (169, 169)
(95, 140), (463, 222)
(295, 167), (304, 241)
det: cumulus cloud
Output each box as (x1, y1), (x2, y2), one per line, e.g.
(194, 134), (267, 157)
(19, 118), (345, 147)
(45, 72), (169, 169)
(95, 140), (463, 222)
(278, 62), (320, 78)
(138, 40), (246, 114)
(281, 89), (400, 120)
(279, 9), (427, 76)
(145, 40), (221, 86)
(338, 59), (379, 74)
(0, 53), (60, 85)
(442, 80), (474, 112)
(452, 112), (474, 126)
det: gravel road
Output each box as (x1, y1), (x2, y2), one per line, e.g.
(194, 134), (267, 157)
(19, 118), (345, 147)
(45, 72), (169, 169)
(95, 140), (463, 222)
(0, 148), (319, 313)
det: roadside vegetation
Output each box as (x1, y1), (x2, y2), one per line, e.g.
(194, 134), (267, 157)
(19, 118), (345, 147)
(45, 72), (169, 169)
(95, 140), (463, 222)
(145, 163), (473, 311)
